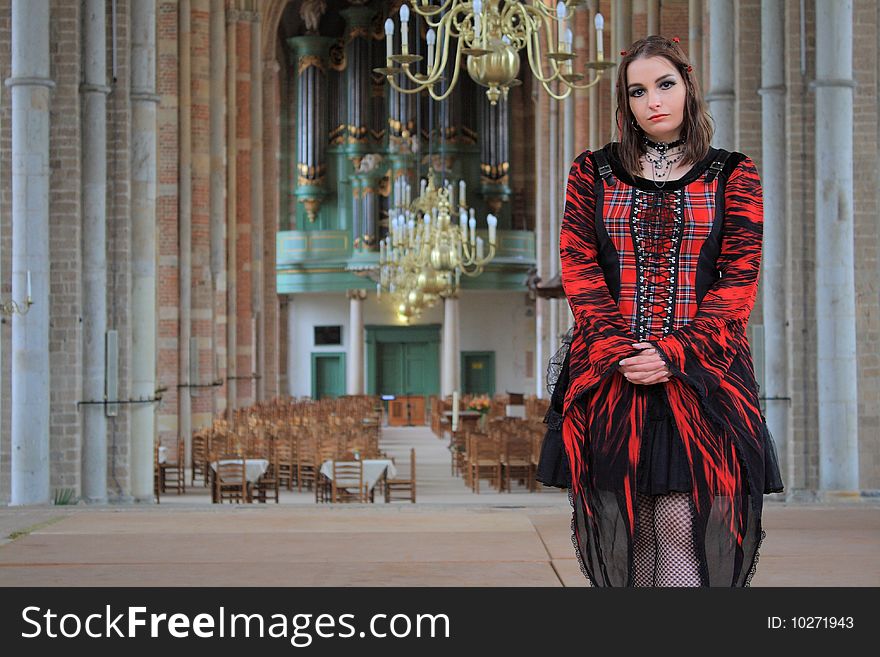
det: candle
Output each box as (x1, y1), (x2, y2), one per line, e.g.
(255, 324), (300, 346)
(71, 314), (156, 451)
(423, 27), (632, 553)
(556, 2), (566, 52)
(565, 28), (574, 72)
(476, 236), (484, 260)
(26, 270), (32, 299)
(595, 12), (604, 61)
(399, 4), (409, 54)
(460, 209), (468, 240)
(459, 179), (466, 206)
(452, 390), (460, 432)
(474, 0), (483, 46)
(384, 18), (394, 64)
(468, 216), (476, 244)
(426, 28), (436, 70)
(486, 213), (497, 245)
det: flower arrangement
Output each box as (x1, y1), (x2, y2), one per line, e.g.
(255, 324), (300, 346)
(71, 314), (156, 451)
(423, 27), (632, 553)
(467, 395), (491, 413)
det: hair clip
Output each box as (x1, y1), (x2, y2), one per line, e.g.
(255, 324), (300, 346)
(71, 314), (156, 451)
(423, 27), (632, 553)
(686, 65), (693, 72)
(672, 36), (681, 43)
(620, 49), (628, 56)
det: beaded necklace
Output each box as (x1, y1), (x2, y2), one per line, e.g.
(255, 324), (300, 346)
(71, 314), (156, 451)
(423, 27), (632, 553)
(641, 136), (686, 189)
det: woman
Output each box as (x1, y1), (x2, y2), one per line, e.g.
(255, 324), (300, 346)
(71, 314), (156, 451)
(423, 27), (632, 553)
(559, 36), (783, 587)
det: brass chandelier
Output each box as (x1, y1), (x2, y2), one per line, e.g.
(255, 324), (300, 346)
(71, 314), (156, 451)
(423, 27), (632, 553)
(376, 1), (613, 104)
(379, 170), (497, 321)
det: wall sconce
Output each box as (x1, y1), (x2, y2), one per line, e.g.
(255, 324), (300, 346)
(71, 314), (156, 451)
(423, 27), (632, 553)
(1, 270), (33, 317)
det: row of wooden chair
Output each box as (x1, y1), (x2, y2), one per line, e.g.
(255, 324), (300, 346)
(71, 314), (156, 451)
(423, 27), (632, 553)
(454, 417), (548, 493)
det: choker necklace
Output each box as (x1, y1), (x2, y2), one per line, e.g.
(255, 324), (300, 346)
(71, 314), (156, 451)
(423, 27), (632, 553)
(642, 136), (686, 153)
(641, 136), (686, 189)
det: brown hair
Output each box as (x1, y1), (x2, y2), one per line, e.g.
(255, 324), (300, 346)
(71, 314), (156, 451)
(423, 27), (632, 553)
(614, 36), (714, 178)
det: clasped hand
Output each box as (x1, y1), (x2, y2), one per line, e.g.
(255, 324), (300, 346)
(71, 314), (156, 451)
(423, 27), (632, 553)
(618, 342), (671, 385)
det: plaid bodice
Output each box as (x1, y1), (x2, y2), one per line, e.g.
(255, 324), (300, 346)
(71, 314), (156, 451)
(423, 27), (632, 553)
(595, 157), (725, 343)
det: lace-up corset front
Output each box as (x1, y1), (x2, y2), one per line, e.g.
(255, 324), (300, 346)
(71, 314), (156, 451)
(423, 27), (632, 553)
(631, 188), (684, 342)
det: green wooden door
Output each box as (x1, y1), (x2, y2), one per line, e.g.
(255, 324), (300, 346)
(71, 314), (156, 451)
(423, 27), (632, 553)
(378, 342), (432, 395)
(366, 325), (441, 396)
(377, 343), (404, 395)
(462, 351), (495, 396)
(312, 353), (345, 399)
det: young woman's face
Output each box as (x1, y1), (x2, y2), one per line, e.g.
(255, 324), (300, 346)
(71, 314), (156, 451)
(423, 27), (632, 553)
(626, 56), (687, 143)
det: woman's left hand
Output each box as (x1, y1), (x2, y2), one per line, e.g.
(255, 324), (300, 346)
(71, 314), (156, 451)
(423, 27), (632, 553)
(619, 342), (671, 384)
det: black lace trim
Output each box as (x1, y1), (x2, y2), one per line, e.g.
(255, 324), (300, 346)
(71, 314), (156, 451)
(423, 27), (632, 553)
(568, 487), (597, 587)
(546, 325), (575, 397)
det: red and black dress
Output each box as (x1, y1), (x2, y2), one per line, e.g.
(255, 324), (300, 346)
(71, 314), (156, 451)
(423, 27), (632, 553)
(559, 142), (784, 587)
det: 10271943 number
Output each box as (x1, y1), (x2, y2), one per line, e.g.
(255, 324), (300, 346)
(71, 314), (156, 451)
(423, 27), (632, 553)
(767, 616), (854, 629)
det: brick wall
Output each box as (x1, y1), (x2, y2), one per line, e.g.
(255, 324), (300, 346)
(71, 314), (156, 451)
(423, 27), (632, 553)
(190, 0), (215, 429)
(853, 0), (879, 488)
(157, 0), (180, 447)
(0, 0), (11, 502)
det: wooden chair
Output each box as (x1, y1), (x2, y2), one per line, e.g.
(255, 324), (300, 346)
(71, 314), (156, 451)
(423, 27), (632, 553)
(385, 448), (416, 503)
(469, 433), (501, 493)
(275, 434), (295, 490)
(191, 430), (208, 486)
(252, 442), (280, 503)
(500, 435), (535, 492)
(214, 456), (249, 503)
(159, 437), (186, 494)
(331, 460), (367, 503)
(153, 441), (161, 504)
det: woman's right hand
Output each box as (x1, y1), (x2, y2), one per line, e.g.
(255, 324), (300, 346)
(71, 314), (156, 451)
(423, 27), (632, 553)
(618, 344), (671, 384)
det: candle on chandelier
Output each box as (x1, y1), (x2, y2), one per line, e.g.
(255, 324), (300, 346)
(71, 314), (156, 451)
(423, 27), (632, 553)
(565, 28), (573, 71)
(468, 215), (476, 245)
(420, 178), (427, 196)
(595, 12), (604, 61)
(556, 2), (567, 52)
(474, 0), (482, 42)
(486, 213), (497, 245)
(476, 236), (484, 260)
(384, 18), (394, 64)
(460, 209), (468, 240)
(427, 28), (436, 70)
(400, 4), (410, 54)
(459, 179), (466, 206)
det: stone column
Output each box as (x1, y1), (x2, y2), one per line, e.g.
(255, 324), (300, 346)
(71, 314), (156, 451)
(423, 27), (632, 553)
(548, 94), (559, 354)
(347, 289), (367, 394)
(8, 0), (53, 505)
(178, 0), (193, 470)
(130, 0), (159, 502)
(647, 0), (660, 35)
(225, 9), (238, 410)
(286, 297), (297, 397)
(707, 0), (735, 150)
(81, 0), (110, 503)
(442, 296), (460, 396)
(759, 0), (792, 493)
(813, 0), (858, 493)
(250, 12), (265, 402)
(532, 84), (546, 398)
(209, 0), (226, 417)
(688, 0), (704, 88)
(588, 1), (599, 150)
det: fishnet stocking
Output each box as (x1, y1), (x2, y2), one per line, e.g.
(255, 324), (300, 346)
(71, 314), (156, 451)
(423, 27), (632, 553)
(632, 492), (704, 587)
(632, 493), (656, 587)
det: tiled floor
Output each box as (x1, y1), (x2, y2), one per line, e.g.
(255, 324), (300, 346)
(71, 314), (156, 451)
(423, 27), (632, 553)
(0, 425), (877, 586)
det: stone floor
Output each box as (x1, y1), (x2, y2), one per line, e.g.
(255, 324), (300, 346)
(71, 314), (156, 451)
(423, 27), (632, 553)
(0, 425), (877, 586)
